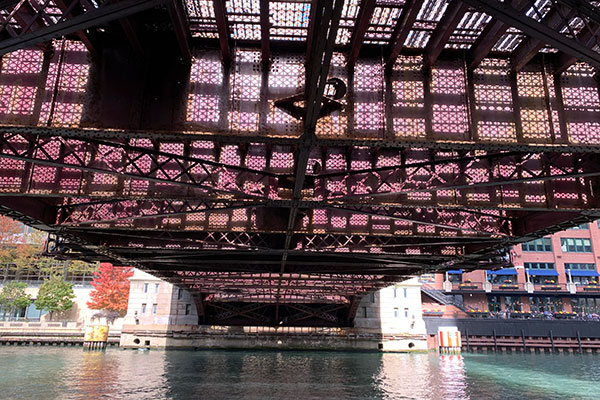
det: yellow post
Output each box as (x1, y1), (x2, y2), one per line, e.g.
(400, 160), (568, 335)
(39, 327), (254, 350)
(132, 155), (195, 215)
(83, 325), (109, 351)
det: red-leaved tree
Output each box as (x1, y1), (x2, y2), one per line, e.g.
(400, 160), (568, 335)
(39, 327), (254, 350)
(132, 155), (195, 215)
(87, 263), (134, 317)
(0, 215), (23, 244)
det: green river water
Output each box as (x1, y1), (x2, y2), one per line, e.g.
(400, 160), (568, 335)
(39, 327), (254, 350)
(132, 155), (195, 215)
(0, 347), (598, 399)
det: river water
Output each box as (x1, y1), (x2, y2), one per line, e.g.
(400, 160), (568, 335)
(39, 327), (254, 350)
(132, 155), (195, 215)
(1, 347), (598, 399)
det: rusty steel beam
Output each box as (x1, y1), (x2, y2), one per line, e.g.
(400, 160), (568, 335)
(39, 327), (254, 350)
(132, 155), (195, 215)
(52, 0), (98, 56)
(285, 303), (345, 323)
(467, 0), (530, 71)
(55, 198), (262, 226)
(324, 205), (511, 237)
(52, 197), (511, 237)
(0, 0), (170, 55)
(11, 0), (48, 33)
(511, 6), (577, 72)
(212, 0), (231, 63)
(423, 0), (469, 69)
(386, 0), (423, 69)
(323, 152), (600, 204)
(554, 23), (600, 75)
(76, 230), (275, 252)
(168, 0), (192, 62)
(173, 272), (382, 284)
(275, 0), (345, 322)
(260, 0), (270, 63)
(0, 132), (278, 200)
(305, 0), (318, 61)
(3, 136), (600, 214)
(467, 18), (509, 71)
(462, 0), (600, 69)
(68, 228), (498, 252)
(3, 123), (600, 154)
(348, 0), (376, 68)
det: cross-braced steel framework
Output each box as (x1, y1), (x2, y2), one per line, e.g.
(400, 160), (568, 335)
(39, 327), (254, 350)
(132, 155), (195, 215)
(1, 0), (600, 325)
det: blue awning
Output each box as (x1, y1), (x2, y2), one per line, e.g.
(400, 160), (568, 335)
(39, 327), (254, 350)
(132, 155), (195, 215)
(566, 270), (600, 277)
(487, 268), (517, 276)
(526, 269), (558, 276)
(447, 269), (463, 274)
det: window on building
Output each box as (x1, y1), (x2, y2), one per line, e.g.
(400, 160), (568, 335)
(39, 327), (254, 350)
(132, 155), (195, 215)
(570, 276), (595, 286)
(403, 288), (408, 298)
(564, 263), (598, 285)
(488, 274), (517, 285)
(529, 297), (563, 313)
(488, 296), (501, 312)
(177, 288), (183, 300)
(561, 238), (592, 253)
(371, 293), (376, 303)
(524, 262), (555, 270)
(448, 274), (462, 283)
(152, 304), (157, 314)
(393, 288), (397, 298)
(362, 307), (368, 318)
(143, 283), (148, 293)
(1, 304), (27, 320)
(530, 276), (553, 285)
(141, 303), (146, 314)
(564, 263), (596, 270)
(419, 274), (435, 283)
(394, 308), (399, 318)
(404, 308), (409, 318)
(522, 238), (552, 252)
(504, 296), (522, 312)
(572, 298), (600, 314)
(185, 304), (191, 315)
(155, 283), (159, 294)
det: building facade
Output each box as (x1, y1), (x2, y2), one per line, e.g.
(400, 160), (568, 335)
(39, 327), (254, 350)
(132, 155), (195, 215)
(0, 262), (100, 323)
(353, 278), (428, 351)
(120, 269), (199, 347)
(427, 222), (600, 315)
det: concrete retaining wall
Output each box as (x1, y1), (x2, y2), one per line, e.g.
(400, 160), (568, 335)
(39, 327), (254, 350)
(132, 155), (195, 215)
(120, 325), (428, 352)
(0, 321), (121, 345)
(424, 317), (600, 338)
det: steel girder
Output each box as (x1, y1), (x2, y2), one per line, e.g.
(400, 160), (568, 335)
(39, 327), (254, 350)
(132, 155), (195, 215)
(0, 0), (599, 76)
(2, 129), (600, 268)
(55, 198), (261, 226)
(199, 302), (350, 326)
(3, 133), (600, 212)
(0, 132), (278, 200)
(0, 0), (170, 55)
(463, 0), (600, 69)
(52, 199), (510, 238)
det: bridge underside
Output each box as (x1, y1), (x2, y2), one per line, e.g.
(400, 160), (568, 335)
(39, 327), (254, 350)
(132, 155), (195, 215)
(1, 0), (600, 325)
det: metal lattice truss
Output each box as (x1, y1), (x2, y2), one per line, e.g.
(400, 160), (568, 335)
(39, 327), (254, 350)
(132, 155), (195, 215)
(2, 0), (600, 325)
(4, 131), (600, 240)
(1, 0), (600, 71)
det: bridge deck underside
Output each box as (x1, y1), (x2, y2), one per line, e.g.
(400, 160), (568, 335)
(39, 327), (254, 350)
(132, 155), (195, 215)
(1, 0), (600, 325)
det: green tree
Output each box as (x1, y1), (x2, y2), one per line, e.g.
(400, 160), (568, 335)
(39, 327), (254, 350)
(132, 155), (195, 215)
(34, 275), (76, 321)
(0, 281), (31, 318)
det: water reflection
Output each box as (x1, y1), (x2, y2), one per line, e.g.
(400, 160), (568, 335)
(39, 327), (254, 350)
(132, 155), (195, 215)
(0, 347), (598, 399)
(375, 353), (467, 399)
(162, 350), (385, 399)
